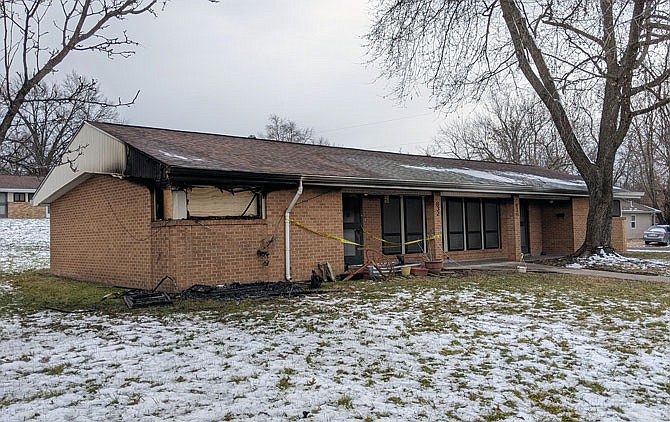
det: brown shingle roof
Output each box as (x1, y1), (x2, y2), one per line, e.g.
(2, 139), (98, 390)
(89, 121), (600, 195)
(0, 175), (42, 190)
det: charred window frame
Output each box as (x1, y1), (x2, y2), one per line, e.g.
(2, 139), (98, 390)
(186, 186), (264, 220)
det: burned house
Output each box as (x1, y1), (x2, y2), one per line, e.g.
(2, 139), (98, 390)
(33, 122), (637, 290)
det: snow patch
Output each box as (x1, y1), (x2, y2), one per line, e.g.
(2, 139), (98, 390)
(0, 219), (50, 273)
(566, 252), (670, 275)
(157, 149), (204, 162)
(399, 164), (586, 189)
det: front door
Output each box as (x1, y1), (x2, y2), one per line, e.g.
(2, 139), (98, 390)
(519, 201), (530, 255)
(343, 195), (363, 265)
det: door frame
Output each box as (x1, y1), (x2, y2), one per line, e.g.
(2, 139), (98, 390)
(519, 200), (530, 255)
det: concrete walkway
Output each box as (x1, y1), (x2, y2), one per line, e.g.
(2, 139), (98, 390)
(445, 260), (670, 283)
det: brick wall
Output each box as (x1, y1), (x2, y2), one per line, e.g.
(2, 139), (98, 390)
(362, 196), (383, 250)
(50, 175), (153, 288)
(611, 217), (627, 251)
(52, 177), (344, 290)
(8, 202), (47, 218)
(151, 187), (344, 290)
(425, 192), (444, 260)
(541, 200), (575, 255)
(571, 197), (589, 251)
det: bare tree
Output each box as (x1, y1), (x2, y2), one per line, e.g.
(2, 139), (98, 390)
(0, 72), (127, 176)
(261, 114), (330, 145)
(428, 93), (574, 172)
(0, 0), (162, 152)
(367, 0), (670, 254)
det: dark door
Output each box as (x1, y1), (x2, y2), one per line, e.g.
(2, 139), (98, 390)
(343, 195), (363, 265)
(0, 193), (6, 218)
(519, 201), (530, 255)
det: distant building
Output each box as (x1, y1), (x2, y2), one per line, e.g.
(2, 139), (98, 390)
(0, 175), (49, 218)
(621, 201), (661, 239)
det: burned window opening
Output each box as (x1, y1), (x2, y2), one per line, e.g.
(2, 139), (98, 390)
(186, 186), (264, 219)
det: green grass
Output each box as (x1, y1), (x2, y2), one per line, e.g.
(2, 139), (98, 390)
(1, 270), (670, 323)
(621, 251), (670, 261)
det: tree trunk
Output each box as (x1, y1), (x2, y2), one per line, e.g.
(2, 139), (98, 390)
(576, 173), (615, 255)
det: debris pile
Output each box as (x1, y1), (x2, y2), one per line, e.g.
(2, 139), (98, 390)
(181, 281), (314, 301)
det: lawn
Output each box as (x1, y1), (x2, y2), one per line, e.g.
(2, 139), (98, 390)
(1, 272), (669, 421)
(1, 219), (669, 420)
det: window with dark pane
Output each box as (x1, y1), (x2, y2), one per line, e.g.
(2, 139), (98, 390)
(13, 193), (25, 202)
(404, 196), (424, 253)
(381, 196), (402, 255)
(465, 199), (482, 250)
(446, 199), (464, 251)
(483, 200), (500, 249)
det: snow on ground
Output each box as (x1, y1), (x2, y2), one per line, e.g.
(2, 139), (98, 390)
(0, 219), (50, 273)
(1, 219), (669, 420)
(566, 250), (670, 275)
(1, 286), (669, 421)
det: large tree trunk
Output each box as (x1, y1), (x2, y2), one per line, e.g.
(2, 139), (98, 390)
(577, 176), (614, 255)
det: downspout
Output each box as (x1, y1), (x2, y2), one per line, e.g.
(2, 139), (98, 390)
(285, 178), (304, 281)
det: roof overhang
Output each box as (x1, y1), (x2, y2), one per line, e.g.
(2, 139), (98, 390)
(0, 188), (36, 193)
(165, 168), (644, 200)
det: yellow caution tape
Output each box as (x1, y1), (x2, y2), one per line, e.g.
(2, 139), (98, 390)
(363, 228), (441, 246)
(289, 218), (362, 246)
(289, 218), (441, 248)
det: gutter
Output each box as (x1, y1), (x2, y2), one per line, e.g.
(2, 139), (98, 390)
(284, 178), (304, 281)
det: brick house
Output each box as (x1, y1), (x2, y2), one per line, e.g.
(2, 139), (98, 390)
(0, 175), (48, 219)
(33, 122), (639, 291)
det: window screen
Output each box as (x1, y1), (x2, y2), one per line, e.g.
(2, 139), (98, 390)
(446, 199), (464, 251)
(382, 196), (402, 255)
(465, 199), (482, 250)
(0, 193), (6, 218)
(483, 200), (500, 249)
(404, 197), (424, 253)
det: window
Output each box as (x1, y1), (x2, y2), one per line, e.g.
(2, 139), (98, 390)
(444, 198), (500, 251)
(0, 193), (6, 218)
(446, 199), (464, 251)
(381, 196), (402, 255)
(28, 193), (34, 201)
(631, 215), (636, 229)
(483, 200), (500, 249)
(381, 195), (426, 255)
(610, 200), (622, 217)
(465, 199), (482, 250)
(186, 187), (262, 218)
(404, 197), (425, 253)
(13, 193), (25, 202)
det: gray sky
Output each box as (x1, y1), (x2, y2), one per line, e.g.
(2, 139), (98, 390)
(59, 0), (452, 154)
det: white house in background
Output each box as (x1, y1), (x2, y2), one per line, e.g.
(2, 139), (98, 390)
(621, 201), (661, 239)
(0, 175), (49, 219)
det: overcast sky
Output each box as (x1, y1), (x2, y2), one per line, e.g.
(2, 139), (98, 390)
(58, 0), (455, 154)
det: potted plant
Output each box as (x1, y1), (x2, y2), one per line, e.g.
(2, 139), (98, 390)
(420, 241), (444, 275)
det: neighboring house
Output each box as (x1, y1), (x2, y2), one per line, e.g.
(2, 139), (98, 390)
(0, 175), (48, 219)
(34, 122), (640, 291)
(621, 201), (661, 239)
